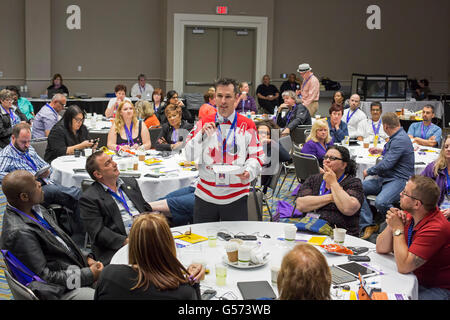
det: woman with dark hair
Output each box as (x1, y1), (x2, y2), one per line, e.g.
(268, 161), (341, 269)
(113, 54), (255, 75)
(256, 120), (291, 193)
(45, 105), (97, 163)
(94, 214), (204, 300)
(6, 85), (35, 121)
(413, 79), (431, 101)
(151, 88), (164, 114)
(331, 91), (345, 108)
(155, 104), (193, 151)
(295, 145), (364, 236)
(327, 103), (348, 143)
(46, 73), (69, 98)
(156, 90), (192, 124)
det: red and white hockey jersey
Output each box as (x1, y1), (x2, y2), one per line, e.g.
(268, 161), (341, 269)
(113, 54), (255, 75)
(185, 111), (264, 205)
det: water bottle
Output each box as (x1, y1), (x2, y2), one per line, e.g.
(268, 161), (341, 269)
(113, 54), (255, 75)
(273, 105), (278, 116)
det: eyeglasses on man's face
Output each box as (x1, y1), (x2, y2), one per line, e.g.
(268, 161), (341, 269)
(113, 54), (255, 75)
(400, 190), (422, 203)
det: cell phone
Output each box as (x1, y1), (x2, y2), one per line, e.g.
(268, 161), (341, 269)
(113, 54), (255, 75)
(347, 246), (369, 255)
(35, 165), (51, 178)
(348, 255), (371, 262)
(217, 232), (232, 241)
(90, 138), (100, 144)
(201, 289), (216, 300)
(234, 235), (257, 241)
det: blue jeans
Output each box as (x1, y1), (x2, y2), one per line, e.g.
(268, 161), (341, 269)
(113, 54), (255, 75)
(419, 285), (450, 300)
(359, 177), (406, 231)
(42, 182), (85, 236)
(159, 186), (195, 227)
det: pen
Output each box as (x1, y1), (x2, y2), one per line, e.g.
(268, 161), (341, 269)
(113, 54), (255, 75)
(368, 281), (378, 285)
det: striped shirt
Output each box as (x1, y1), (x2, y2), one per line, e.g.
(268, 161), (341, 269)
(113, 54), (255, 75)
(185, 111), (264, 205)
(300, 73), (320, 106)
(0, 143), (49, 182)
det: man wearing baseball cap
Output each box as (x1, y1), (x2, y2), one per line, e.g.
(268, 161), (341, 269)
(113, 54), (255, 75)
(297, 63), (320, 116)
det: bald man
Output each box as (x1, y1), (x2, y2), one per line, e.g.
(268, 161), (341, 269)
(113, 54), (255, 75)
(342, 94), (367, 138)
(0, 170), (102, 300)
(32, 93), (66, 139)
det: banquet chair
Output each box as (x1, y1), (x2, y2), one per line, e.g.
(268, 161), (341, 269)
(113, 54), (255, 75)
(290, 152), (321, 195)
(89, 132), (108, 148)
(248, 183), (264, 222)
(30, 138), (47, 159)
(290, 125), (312, 146)
(2, 268), (39, 300)
(275, 135), (296, 197)
(149, 126), (162, 149)
(81, 179), (95, 250)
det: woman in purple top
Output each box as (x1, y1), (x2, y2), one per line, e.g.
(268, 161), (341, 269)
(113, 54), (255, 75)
(301, 119), (334, 167)
(421, 134), (450, 219)
(235, 82), (257, 114)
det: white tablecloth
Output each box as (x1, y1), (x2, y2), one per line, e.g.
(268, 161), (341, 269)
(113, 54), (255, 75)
(360, 101), (444, 119)
(110, 221), (418, 300)
(348, 141), (440, 181)
(50, 152), (198, 202)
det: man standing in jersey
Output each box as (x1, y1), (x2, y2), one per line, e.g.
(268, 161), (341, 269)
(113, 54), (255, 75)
(297, 63), (320, 116)
(185, 78), (264, 222)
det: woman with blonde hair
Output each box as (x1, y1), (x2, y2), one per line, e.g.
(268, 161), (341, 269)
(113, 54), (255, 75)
(301, 119), (334, 166)
(135, 100), (161, 129)
(107, 100), (151, 152)
(94, 214), (204, 300)
(421, 134), (450, 218)
(277, 243), (331, 300)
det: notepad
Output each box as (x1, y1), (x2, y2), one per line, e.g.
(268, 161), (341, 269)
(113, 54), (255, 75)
(307, 236), (327, 245)
(174, 233), (208, 244)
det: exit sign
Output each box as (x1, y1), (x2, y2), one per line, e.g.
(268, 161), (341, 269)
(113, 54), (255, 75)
(216, 6), (228, 14)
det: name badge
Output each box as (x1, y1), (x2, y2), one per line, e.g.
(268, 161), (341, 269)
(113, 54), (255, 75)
(215, 172), (230, 187)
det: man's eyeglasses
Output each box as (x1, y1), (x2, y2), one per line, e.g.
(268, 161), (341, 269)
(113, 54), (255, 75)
(57, 101), (66, 107)
(400, 191), (422, 203)
(323, 155), (343, 161)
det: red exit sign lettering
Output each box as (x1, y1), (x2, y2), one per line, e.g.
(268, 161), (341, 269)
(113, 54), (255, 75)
(216, 6), (228, 14)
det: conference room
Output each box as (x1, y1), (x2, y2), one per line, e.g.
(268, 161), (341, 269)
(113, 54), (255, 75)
(0, 0), (449, 306)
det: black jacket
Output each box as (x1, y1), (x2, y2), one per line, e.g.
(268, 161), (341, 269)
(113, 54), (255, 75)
(0, 205), (94, 298)
(155, 102), (193, 124)
(155, 120), (194, 151)
(0, 108), (27, 148)
(276, 103), (311, 130)
(79, 177), (153, 265)
(44, 120), (90, 163)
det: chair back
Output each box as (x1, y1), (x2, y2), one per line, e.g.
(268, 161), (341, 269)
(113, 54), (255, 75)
(279, 135), (293, 154)
(3, 268), (39, 300)
(81, 179), (95, 192)
(290, 125), (312, 145)
(247, 184), (263, 221)
(292, 152), (320, 182)
(30, 138), (48, 159)
(88, 132), (108, 148)
(149, 127), (162, 149)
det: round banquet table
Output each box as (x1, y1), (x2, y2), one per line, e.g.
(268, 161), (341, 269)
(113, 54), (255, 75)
(50, 152), (198, 202)
(346, 141), (440, 181)
(110, 221), (418, 300)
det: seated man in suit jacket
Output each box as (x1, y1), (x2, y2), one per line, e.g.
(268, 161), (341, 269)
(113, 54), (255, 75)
(0, 170), (103, 300)
(80, 150), (154, 265)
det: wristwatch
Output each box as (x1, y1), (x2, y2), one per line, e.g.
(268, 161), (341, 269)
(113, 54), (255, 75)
(393, 229), (404, 236)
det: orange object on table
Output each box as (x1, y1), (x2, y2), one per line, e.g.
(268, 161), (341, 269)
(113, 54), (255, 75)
(319, 244), (354, 255)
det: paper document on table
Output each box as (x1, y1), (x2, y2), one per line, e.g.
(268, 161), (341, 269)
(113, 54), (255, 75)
(307, 236), (327, 245)
(174, 233), (208, 244)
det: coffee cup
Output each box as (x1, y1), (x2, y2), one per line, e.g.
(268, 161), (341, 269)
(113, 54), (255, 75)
(225, 242), (238, 264)
(74, 149), (82, 157)
(84, 148), (93, 157)
(270, 264), (280, 284)
(238, 245), (251, 267)
(284, 224), (297, 242)
(333, 228), (347, 244)
(118, 161), (127, 171)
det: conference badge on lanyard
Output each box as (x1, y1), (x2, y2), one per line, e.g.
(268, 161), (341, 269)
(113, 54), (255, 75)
(215, 172), (230, 187)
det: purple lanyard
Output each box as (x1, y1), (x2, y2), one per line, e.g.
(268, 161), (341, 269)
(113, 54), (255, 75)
(10, 143), (38, 171)
(172, 127), (179, 144)
(286, 104), (297, 124)
(372, 120), (381, 136)
(139, 86), (145, 94)
(301, 74), (313, 90)
(216, 113), (237, 156)
(124, 122), (134, 146)
(241, 99), (246, 113)
(107, 187), (131, 216)
(8, 205), (59, 237)
(319, 173), (345, 195)
(407, 222), (414, 248)
(316, 141), (327, 153)
(346, 108), (358, 123)
(420, 122), (431, 139)
(1, 105), (16, 123)
(45, 103), (58, 117)
(207, 103), (216, 109)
